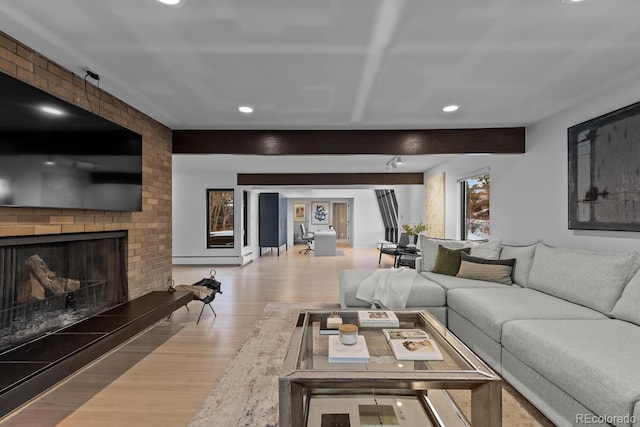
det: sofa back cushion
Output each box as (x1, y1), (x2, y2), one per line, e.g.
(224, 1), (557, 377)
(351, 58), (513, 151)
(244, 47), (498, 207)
(418, 236), (466, 272)
(611, 267), (640, 326)
(499, 243), (537, 287)
(527, 243), (640, 315)
(418, 236), (499, 272)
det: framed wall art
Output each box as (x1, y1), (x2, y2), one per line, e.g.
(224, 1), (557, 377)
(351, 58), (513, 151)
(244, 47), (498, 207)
(293, 203), (306, 221)
(311, 201), (330, 225)
(568, 100), (640, 231)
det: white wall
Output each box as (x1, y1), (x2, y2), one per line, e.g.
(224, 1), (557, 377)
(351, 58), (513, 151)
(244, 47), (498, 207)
(286, 197), (353, 243)
(398, 185), (427, 229)
(427, 72), (640, 252)
(173, 178), (426, 264)
(277, 186), (425, 248)
(172, 172), (247, 264)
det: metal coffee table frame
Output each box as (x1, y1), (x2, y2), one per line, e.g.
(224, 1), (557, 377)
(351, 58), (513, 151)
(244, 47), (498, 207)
(279, 309), (502, 427)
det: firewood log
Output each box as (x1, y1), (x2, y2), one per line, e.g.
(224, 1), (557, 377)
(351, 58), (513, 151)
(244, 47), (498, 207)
(16, 272), (46, 303)
(24, 254), (81, 295)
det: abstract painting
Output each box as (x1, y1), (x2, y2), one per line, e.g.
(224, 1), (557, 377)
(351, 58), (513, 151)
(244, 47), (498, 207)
(311, 201), (330, 225)
(568, 101), (640, 231)
(293, 203), (306, 221)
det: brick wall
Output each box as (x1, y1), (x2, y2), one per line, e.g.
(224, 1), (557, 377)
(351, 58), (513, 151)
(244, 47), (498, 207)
(0, 32), (172, 299)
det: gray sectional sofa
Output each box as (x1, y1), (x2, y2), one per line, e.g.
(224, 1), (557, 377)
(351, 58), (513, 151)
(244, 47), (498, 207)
(339, 239), (640, 427)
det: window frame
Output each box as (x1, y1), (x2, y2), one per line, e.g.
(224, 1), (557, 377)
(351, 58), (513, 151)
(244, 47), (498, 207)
(459, 172), (490, 240)
(206, 189), (235, 249)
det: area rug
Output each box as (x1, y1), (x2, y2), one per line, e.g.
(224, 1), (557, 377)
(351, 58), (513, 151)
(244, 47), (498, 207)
(189, 302), (336, 427)
(189, 303), (552, 427)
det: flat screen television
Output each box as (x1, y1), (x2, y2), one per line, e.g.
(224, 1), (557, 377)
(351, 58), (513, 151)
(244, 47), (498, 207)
(0, 71), (143, 212)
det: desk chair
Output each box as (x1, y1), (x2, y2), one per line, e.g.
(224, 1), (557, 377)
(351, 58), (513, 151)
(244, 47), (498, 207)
(299, 223), (315, 254)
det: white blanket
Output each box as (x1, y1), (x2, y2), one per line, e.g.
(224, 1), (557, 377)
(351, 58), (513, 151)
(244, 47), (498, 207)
(355, 267), (417, 309)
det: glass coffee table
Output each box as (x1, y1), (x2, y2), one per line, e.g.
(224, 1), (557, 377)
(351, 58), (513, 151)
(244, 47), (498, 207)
(279, 309), (501, 427)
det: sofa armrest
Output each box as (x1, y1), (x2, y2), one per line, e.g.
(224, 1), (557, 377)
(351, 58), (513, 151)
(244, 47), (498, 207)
(339, 270), (377, 308)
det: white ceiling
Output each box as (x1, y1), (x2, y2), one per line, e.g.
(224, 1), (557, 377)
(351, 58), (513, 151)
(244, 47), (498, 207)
(2, 0), (640, 174)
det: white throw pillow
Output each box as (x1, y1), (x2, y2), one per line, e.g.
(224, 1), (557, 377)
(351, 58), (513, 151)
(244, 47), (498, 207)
(499, 242), (538, 287)
(468, 239), (502, 260)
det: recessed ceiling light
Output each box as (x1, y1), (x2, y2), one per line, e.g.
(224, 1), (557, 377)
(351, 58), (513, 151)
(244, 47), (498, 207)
(563, 0), (584, 3)
(238, 106), (254, 114)
(442, 105), (460, 113)
(156, 0), (182, 5)
(39, 106), (65, 116)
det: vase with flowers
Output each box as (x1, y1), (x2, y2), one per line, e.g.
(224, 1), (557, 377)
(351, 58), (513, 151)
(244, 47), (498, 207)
(401, 222), (427, 246)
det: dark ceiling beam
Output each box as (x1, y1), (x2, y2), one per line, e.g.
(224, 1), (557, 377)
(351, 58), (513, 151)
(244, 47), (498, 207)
(173, 128), (525, 155)
(237, 173), (424, 186)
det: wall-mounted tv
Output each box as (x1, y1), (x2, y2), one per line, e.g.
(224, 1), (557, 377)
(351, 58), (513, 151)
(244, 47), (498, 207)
(0, 71), (143, 212)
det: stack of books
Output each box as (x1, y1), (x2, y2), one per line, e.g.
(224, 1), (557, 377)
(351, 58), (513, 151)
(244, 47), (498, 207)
(328, 335), (370, 363)
(357, 310), (400, 328)
(319, 313), (343, 335)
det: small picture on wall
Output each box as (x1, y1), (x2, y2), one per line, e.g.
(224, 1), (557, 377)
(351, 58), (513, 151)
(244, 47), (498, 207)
(294, 203), (306, 221)
(311, 202), (330, 225)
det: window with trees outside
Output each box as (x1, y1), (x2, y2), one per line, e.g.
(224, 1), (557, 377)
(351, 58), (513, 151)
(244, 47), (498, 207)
(461, 174), (490, 240)
(207, 189), (234, 248)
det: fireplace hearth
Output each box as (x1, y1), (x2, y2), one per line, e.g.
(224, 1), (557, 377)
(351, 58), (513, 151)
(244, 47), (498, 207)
(0, 232), (128, 353)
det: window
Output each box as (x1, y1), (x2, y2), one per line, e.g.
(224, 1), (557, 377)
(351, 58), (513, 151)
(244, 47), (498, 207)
(460, 174), (490, 240)
(207, 189), (234, 248)
(243, 190), (249, 247)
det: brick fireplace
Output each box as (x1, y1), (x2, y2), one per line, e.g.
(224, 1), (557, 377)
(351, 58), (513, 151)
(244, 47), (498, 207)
(0, 32), (172, 303)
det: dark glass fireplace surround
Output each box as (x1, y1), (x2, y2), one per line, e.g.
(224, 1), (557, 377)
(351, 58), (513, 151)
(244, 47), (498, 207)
(0, 232), (128, 353)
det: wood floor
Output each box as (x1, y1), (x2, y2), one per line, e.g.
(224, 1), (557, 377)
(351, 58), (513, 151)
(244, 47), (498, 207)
(1, 245), (386, 427)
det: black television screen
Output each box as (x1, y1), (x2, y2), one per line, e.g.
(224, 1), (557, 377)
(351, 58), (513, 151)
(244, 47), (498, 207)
(0, 72), (143, 212)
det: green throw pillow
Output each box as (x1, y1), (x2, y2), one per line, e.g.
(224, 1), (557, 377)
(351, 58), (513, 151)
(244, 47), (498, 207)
(456, 252), (516, 285)
(432, 245), (471, 276)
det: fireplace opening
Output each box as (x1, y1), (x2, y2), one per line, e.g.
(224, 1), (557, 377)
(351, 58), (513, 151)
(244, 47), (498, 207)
(0, 232), (128, 353)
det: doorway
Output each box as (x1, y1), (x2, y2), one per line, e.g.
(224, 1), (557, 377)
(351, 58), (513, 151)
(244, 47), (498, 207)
(332, 202), (349, 246)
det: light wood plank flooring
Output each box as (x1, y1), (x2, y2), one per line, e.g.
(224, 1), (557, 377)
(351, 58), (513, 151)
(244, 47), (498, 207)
(1, 245), (386, 427)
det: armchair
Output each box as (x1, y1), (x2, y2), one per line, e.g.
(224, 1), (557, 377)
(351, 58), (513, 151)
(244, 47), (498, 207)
(378, 233), (410, 266)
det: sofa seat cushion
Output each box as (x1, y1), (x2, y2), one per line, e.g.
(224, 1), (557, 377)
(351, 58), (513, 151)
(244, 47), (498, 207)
(420, 271), (511, 291)
(339, 269), (446, 308)
(447, 288), (606, 342)
(502, 319), (640, 422)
